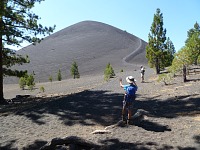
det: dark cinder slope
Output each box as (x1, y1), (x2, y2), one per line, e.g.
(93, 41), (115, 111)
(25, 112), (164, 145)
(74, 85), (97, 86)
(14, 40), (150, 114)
(5, 21), (147, 83)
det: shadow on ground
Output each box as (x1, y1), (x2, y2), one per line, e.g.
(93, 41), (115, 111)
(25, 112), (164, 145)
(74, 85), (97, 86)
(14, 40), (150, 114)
(136, 93), (200, 118)
(99, 138), (199, 150)
(0, 140), (47, 150)
(13, 90), (123, 126)
(5, 90), (199, 126)
(1, 90), (199, 126)
(1, 90), (200, 149)
(1, 137), (199, 150)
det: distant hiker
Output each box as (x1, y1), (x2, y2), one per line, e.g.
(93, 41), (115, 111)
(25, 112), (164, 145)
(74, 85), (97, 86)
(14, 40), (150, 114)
(140, 65), (145, 83)
(119, 76), (138, 124)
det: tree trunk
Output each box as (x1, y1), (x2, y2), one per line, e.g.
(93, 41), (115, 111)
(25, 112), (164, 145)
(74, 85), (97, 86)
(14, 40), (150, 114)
(194, 57), (198, 65)
(194, 51), (200, 65)
(0, 1), (4, 101)
(0, 36), (4, 102)
(183, 65), (187, 82)
(155, 58), (160, 74)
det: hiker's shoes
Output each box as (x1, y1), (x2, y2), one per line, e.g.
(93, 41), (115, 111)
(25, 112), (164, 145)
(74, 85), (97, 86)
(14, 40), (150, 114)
(121, 119), (133, 125)
(122, 115), (126, 122)
(127, 119), (133, 125)
(122, 115), (133, 125)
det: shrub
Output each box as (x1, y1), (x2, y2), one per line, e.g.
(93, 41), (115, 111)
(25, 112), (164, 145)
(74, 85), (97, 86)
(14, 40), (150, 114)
(19, 77), (26, 90)
(18, 73), (35, 90)
(26, 74), (35, 90)
(49, 76), (53, 82)
(40, 86), (45, 93)
(158, 73), (173, 85)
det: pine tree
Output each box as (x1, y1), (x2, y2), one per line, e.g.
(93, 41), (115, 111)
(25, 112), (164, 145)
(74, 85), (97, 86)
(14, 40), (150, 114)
(49, 76), (53, 82)
(70, 61), (80, 79)
(185, 22), (200, 44)
(185, 22), (200, 65)
(104, 63), (115, 81)
(57, 69), (62, 81)
(146, 8), (167, 74)
(26, 74), (35, 90)
(0, 0), (55, 102)
(164, 37), (175, 67)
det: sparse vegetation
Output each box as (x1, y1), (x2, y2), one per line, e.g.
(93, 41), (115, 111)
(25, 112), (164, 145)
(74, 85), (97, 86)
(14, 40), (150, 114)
(185, 22), (200, 65)
(0, 0), (55, 101)
(26, 74), (35, 90)
(158, 22), (200, 83)
(104, 63), (115, 81)
(169, 46), (192, 82)
(158, 73), (173, 85)
(70, 61), (80, 79)
(19, 74), (35, 90)
(120, 69), (123, 72)
(49, 76), (53, 82)
(40, 86), (45, 93)
(19, 77), (26, 90)
(57, 69), (62, 81)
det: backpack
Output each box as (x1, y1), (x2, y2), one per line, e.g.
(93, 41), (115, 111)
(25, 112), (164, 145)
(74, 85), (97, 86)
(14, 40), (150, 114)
(141, 69), (145, 73)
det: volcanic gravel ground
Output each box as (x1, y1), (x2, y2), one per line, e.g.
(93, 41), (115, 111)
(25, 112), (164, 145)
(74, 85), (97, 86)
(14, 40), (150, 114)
(1, 67), (200, 150)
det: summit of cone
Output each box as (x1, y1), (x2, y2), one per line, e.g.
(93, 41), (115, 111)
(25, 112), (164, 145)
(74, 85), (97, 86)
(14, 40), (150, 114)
(6, 20), (147, 83)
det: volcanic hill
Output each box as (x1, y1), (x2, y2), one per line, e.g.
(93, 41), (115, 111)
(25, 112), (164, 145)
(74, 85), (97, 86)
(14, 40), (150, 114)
(6, 21), (148, 83)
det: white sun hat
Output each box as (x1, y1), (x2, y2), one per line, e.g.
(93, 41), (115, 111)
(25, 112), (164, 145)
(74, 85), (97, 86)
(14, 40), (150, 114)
(126, 76), (136, 83)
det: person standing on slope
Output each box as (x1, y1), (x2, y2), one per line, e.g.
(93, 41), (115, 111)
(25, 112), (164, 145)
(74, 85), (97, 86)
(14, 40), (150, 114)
(119, 76), (138, 124)
(140, 65), (145, 83)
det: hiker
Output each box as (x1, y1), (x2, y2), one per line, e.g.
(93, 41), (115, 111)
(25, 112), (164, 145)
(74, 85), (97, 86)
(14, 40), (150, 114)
(119, 76), (138, 124)
(140, 65), (145, 83)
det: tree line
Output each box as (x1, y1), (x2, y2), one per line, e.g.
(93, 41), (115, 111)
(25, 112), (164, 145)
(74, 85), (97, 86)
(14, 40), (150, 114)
(146, 8), (200, 83)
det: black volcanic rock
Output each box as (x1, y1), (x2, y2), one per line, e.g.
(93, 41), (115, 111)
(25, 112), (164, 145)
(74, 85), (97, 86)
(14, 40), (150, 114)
(5, 21), (147, 83)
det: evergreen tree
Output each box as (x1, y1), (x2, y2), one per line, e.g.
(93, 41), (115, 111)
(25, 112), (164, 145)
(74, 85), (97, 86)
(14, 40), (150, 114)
(26, 74), (35, 90)
(70, 61), (80, 79)
(146, 8), (167, 74)
(164, 37), (176, 67)
(186, 31), (200, 65)
(49, 76), (53, 82)
(104, 63), (115, 81)
(185, 22), (200, 44)
(0, 0), (55, 102)
(57, 69), (62, 81)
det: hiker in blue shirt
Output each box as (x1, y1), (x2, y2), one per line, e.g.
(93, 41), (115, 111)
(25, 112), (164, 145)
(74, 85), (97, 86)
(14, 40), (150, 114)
(119, 76), (138, 124)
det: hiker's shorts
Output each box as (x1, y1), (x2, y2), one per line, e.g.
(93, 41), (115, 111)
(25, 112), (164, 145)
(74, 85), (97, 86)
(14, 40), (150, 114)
(141, 73), (144, 77)
(123, 100), (133, 110)
(123, 94), (136, 110)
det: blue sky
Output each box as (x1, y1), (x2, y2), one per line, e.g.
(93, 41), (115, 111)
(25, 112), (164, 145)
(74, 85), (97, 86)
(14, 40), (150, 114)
(19, 0), (200, 51)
